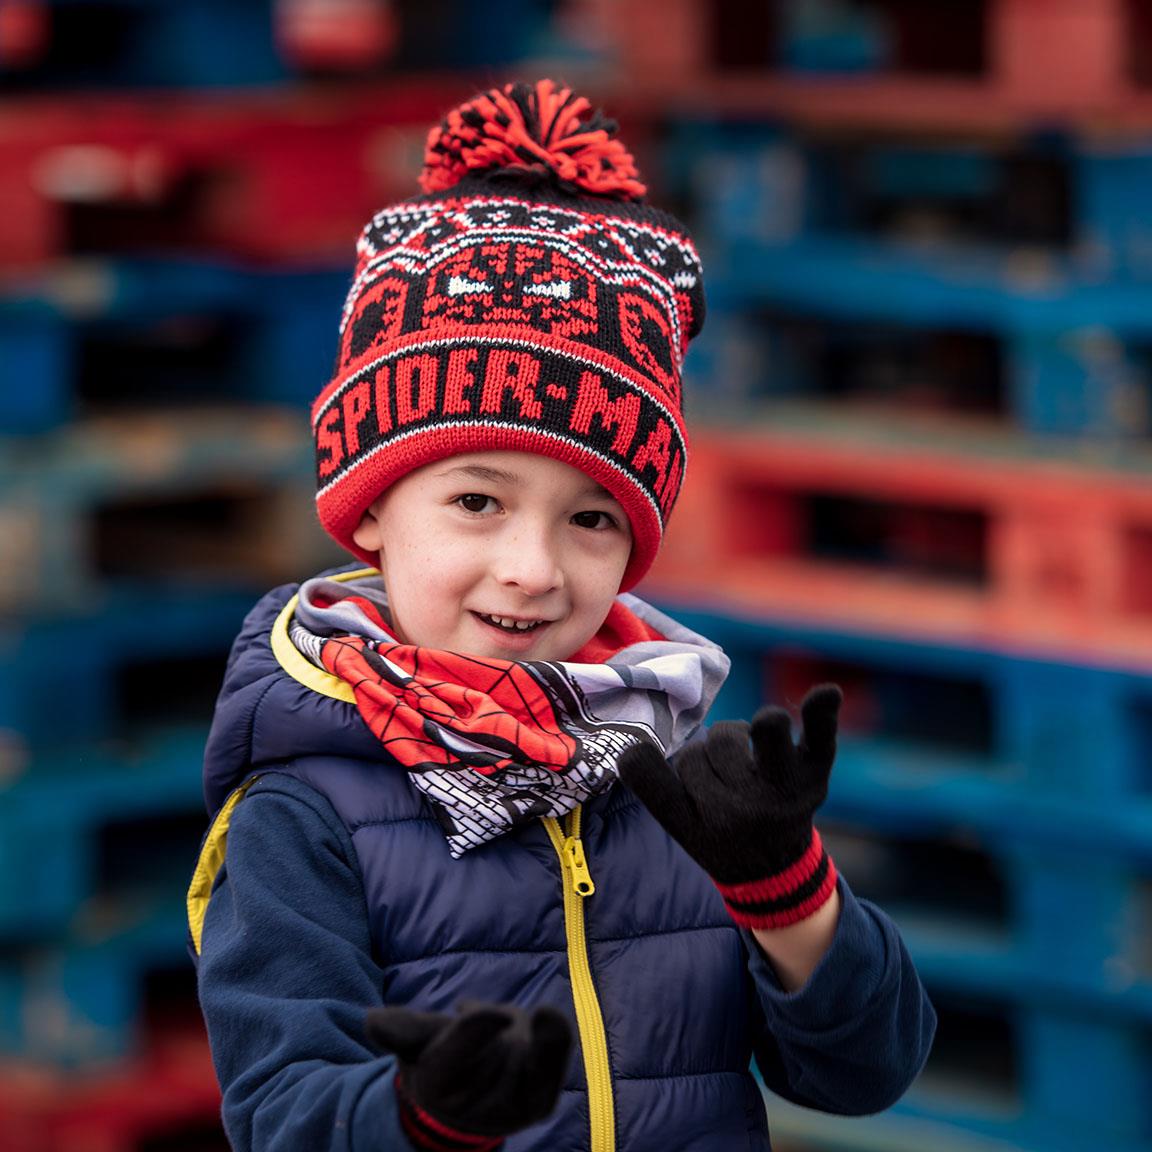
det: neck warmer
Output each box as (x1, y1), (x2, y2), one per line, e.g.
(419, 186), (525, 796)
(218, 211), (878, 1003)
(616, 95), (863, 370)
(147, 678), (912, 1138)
(288, 574), (729, 857)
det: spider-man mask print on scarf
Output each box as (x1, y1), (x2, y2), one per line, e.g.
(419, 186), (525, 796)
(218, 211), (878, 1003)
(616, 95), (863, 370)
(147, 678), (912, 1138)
(287, 574), (729, 856)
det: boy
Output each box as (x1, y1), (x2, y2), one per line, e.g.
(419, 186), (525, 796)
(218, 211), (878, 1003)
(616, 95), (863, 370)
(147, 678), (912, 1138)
(188, 80), (935, 1151)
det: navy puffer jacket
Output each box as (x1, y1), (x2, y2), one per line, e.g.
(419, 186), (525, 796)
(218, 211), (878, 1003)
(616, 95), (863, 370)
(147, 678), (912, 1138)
(189, 579), (935, 1152)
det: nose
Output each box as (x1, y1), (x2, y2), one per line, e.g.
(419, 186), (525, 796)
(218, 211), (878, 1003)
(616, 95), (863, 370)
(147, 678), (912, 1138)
(494, 523), (563, 596)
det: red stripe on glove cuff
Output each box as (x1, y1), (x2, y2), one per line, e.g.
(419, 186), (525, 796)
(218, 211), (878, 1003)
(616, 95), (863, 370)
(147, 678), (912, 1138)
(714, 830), (838, 931)
(395, 1073), (505, 1152)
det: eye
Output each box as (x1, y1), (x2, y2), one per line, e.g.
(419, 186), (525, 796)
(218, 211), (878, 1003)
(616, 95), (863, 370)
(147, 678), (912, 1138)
(572, 510), (620, 531)
(456, 493), (497, 514)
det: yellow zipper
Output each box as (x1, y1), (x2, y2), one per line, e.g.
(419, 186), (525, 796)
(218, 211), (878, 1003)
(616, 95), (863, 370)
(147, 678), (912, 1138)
(543, 806), (615, 1152)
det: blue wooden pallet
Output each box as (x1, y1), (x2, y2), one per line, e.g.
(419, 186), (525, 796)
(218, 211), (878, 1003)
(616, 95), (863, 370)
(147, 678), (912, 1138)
(0, 726), (209, 946)
(655, 598), (1152, 1150)
(657, 603), (1152, 967)
(0, 403), (341, 613)
(671, 121), (1152, 268)
(0, 587), (262, 763)
(824, 788), (1152, 1015)
(668, 602), (1152, 808)
(669, 120), (1152, 438)
(0, 0), (286, 89)
(690, 276), (1152, 441)
(767, 1068), (1152, 1152)
(0, 893), (194, 1065)
(692, 236), (1152, 439)
(774, 0), (891, 76)
(0, 257), (348, 434)
(0, 0), (555, 89)
(704, 236), (1152, 335)
(0, 396), (345, 622)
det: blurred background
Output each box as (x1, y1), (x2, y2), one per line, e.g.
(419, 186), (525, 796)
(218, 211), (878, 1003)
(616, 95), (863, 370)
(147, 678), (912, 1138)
(1, 0), (1151, 1149)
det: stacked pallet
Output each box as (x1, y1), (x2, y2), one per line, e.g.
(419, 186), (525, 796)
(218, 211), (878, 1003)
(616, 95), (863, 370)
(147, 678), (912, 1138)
(611, 2), (1152, 1151)
(0, 1), (558, 1148)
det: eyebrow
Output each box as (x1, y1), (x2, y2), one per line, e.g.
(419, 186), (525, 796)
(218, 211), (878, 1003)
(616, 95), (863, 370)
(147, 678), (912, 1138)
(435, 464), (521, 485)
(434, 464), (616, 500)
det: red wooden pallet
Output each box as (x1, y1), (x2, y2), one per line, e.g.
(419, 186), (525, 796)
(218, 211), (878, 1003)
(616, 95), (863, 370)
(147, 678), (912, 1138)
(596, 0), (1152, 133)
(0, 79), (463, 268)
(647, 426), (1152, 671)
(0, 1021), (222, 1152)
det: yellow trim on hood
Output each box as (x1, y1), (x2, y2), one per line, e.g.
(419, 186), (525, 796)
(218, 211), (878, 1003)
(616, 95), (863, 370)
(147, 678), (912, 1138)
(269, 567), (380, 703)
(191, 571), (381, 952)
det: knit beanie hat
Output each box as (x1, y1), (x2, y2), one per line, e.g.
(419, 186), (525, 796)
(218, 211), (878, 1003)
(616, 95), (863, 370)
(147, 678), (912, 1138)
(312, 80), (706, 590)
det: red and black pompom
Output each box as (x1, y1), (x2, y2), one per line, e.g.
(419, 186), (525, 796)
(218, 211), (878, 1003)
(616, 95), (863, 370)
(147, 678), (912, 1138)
(420, 79), (647, 201)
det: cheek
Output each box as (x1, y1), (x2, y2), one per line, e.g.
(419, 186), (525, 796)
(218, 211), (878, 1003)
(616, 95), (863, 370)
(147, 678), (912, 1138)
(376, 531), (426, 599)
(600, 534), (633, 582)
(572, 544), (630, 608)
(386, 532), (479, 594)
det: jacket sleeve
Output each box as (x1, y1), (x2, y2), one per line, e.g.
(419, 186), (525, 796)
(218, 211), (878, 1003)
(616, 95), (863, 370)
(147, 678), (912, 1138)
(194, 773), (415, 1152)
(744, 876), (936, 1115)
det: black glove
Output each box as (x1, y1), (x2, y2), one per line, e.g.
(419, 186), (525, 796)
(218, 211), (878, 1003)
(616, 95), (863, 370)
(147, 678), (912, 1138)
(618, 684), (842, 930)
(366, 1000), (572, 1150)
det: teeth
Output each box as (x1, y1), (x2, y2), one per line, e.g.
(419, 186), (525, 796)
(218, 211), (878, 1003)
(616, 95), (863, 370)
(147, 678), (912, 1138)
(484, 615), (542, 631)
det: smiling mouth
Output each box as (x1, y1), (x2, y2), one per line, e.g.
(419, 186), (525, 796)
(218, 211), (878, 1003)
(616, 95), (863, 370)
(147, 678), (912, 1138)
(475, 613), (549, 634)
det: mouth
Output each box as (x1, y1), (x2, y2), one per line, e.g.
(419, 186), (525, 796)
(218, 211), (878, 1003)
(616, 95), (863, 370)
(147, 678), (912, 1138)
(473, 612), (551, 635)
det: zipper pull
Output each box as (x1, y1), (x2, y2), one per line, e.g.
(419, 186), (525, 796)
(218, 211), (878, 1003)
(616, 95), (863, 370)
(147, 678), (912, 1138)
(563, 836), (596, 898)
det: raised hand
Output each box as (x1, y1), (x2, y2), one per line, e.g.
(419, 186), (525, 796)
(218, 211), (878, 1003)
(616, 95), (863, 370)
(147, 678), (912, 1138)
(618, 684), (842, 930)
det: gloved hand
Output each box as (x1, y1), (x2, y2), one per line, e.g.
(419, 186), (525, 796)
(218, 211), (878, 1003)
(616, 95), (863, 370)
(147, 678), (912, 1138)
(365, 1000), (572, 1151)
(618, 683), (842, 930)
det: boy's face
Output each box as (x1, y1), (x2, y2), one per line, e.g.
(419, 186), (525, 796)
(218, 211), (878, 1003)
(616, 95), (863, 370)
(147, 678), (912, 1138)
(352, 450), (633, 661)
